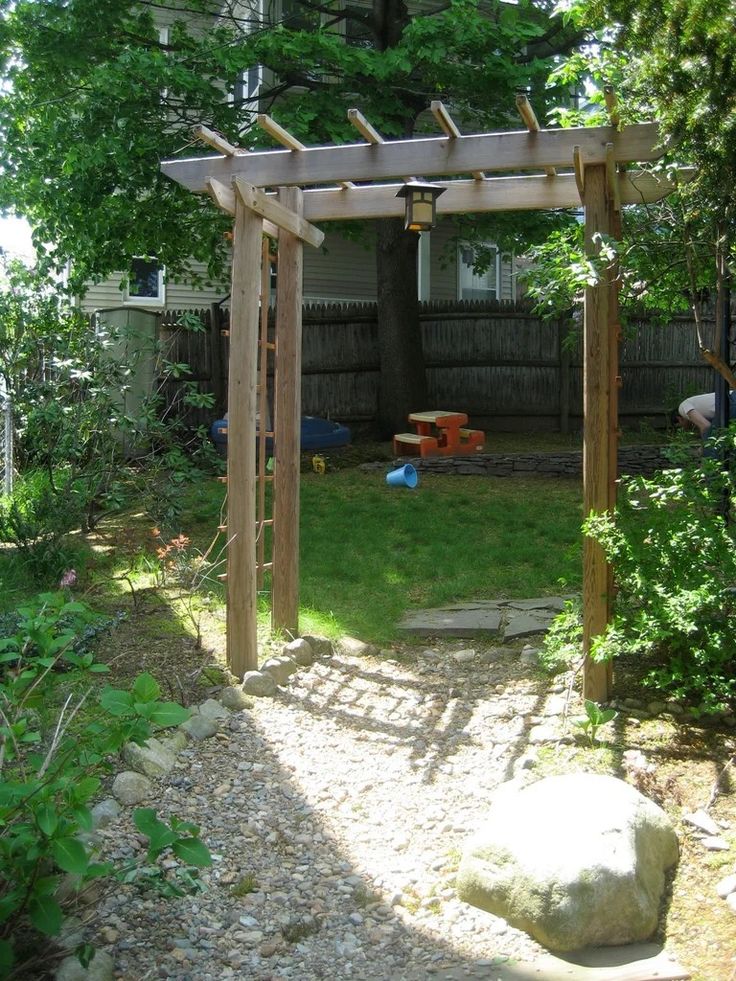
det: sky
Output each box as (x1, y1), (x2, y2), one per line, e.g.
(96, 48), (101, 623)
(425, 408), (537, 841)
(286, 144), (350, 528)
(0, 214), (35, 261)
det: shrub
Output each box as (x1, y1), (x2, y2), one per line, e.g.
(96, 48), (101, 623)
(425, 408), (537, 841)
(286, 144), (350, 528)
(584, 428), (736, 712)
(0, 592), (211, 977)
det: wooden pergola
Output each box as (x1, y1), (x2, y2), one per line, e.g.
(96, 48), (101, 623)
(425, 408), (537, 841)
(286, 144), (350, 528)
(161, 98), (685, 701)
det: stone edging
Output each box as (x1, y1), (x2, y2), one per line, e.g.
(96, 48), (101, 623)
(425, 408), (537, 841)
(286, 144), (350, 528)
(384, 444), (698, 478)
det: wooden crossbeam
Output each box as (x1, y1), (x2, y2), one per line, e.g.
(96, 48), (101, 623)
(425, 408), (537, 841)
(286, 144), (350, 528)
(233, 177), (324, 248)
(294, 169), (693, 221)
(206, 169), (692, 222)
(161, 121), (663, 191)
(516, 94), (556, 177)
(430, 101), (485, 180)
(206, 178), (280, 238)
(259, 113), (355, 190)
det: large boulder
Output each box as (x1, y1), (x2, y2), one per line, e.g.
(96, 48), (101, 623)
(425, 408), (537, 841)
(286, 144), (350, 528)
(456, 773), (678, 952)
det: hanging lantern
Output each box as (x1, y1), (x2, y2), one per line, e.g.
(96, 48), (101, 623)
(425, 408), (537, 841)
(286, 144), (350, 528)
(395, 180), (446, 232)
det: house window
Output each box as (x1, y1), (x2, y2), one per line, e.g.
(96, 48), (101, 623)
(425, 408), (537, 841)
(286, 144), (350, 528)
(458, 244), (500, 300)
(125, 259), (165, 306)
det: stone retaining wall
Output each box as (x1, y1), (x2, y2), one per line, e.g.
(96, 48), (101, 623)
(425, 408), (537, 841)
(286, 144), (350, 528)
(392, 444), (697, 478)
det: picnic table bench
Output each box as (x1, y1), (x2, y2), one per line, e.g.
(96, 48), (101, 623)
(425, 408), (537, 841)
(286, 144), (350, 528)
(393, 410), (485, 458)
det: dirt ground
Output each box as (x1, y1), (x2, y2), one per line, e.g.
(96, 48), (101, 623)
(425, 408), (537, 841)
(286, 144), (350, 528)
(83, 574), (736, 981)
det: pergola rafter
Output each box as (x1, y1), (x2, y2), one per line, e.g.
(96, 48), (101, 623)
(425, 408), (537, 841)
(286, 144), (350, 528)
(168, 108), (686, 701)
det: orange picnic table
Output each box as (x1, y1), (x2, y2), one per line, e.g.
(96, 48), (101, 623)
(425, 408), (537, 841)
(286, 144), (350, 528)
(393, 410), (485, 457)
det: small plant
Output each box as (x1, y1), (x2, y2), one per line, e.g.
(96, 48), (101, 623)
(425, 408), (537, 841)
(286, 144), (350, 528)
(0, 592), (210, 977)
(572, 699), (618, 746)
(148, 527), (227, 649)
(231, 873), (259, 898)
(539, 599), (584, 674)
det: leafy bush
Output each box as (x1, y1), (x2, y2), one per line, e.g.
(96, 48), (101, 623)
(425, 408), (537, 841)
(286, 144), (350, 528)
(539, 598), (583, 674)
(0, 470), (87, 582)
(0, 592), (210, 977)
(584, 429), (736, 712)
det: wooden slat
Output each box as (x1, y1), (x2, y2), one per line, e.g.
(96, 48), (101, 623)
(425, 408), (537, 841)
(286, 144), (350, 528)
(256, 235), (271, 591)
(161, 121), (663, 191)
(515, 94), (556, 177)
(430, 100), (485, 180)
(193, 124), (246, 157)
(604, 85), (621, 128)
(347, 108), (384, 144)
(233, 177), (325, 249)
(271, 186), (304, 635)
(259, 113), (355, 189)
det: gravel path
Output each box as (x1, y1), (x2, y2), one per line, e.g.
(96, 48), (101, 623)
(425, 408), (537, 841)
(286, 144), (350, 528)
(89, 641), (576, 980)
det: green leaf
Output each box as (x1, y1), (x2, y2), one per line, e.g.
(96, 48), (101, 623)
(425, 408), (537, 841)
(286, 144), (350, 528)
(99, 687), (134, 716)
(36, 803), (58, 837)
(132, 808), (160, 836)
(172, 837), (212, 868)
(132, 672), (160, 703)
(72, 804), (93, 832)
(76, 942), (96, 969)
(52, 837), (89, 875)
(29, 895), (62, 936)
(147, 702), (190, 727)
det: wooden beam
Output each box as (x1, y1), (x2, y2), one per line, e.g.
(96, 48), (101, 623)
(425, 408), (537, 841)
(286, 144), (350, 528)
(605, 143), (621, 212)
(297, 169), (693, 221)
(347, 107), (384, 144)
(257, 113), (306, 150)
(193, 124), (246, 156)
(516, 94), (556, 177)
(206, 178), (280, 238)
(161, 121), (663, 191)
(582, 163), (612, 704)
(515, 93), (540, 132)
(271, 186), (303, 636)
(604, 86), (621, 128)
(431, 100), (461, 138)
(258, 113), (355, 190)
(226, 191), (262, 678)
(233, 177), (324, 248)
(431, 100), (485, 180)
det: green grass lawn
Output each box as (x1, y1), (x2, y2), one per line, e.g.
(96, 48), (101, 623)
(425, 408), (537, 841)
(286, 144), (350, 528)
(0, 467), (585, 645)
(173, 468), (583, 643)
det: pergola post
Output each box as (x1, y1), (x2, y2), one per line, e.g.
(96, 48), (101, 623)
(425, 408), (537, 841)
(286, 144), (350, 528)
(582, 163), (612, 702)
(272, 186), (304, 635)
(225, 190), (262, 677)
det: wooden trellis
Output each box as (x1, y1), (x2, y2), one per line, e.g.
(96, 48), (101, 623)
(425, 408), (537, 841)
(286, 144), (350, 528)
(163, 103), (687, 700)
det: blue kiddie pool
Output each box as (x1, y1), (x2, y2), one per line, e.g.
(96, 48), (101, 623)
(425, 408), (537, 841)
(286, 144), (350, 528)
(211, 415), (351, 454)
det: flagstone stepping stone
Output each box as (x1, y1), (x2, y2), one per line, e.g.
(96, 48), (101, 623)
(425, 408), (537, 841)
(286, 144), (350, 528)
(504, 611), (556, 641)
(397, 606), (502, 637)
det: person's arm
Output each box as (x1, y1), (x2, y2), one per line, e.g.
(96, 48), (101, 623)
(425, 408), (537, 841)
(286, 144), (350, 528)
(678, 394), (716, 436)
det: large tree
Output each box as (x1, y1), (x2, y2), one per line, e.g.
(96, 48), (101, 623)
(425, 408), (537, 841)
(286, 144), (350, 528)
(555, 0), (736, 392)
(0, 0), (582, 432)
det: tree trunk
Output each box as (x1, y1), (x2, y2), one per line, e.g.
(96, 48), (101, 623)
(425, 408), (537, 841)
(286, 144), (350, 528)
(375, 217), (427, 437)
